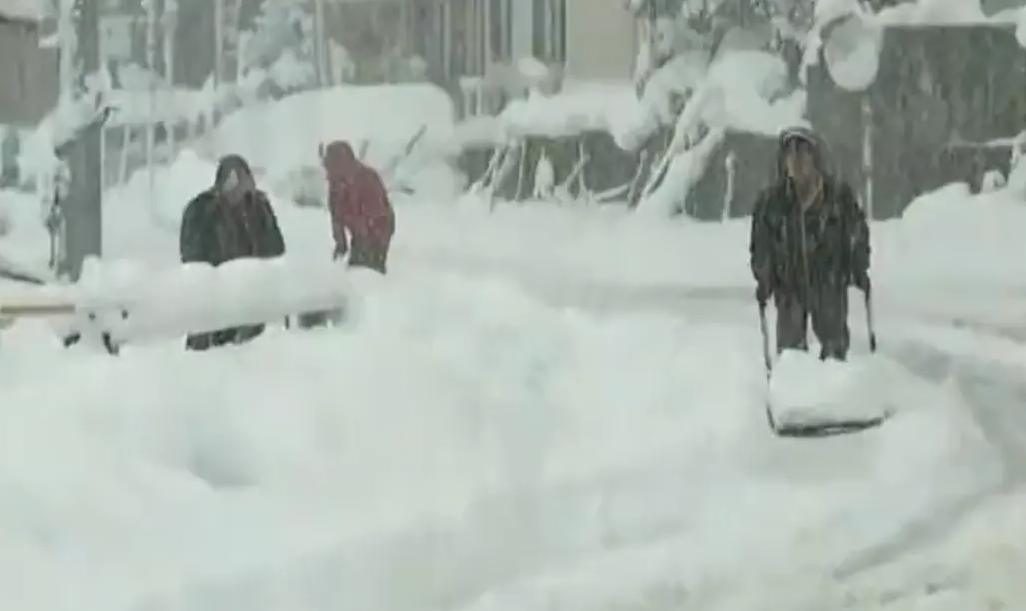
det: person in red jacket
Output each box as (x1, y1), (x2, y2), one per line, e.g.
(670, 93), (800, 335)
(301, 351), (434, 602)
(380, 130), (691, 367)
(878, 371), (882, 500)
(321, 140), (395, 273)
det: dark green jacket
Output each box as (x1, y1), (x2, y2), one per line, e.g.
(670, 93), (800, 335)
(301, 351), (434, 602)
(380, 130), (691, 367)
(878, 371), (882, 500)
(180, 154), (285, 265)
(179, 189), (285, 265)
(749, 177), (869, 294)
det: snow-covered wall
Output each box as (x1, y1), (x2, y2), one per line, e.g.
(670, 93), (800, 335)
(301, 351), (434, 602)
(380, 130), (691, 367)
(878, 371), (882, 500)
(0, 0), (47, 22)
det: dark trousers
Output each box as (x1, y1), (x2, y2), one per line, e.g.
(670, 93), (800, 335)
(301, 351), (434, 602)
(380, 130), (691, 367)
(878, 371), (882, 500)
(775, 286), (850, 361)
(185, 324), (265, 351)
(348, 241), (389, 274)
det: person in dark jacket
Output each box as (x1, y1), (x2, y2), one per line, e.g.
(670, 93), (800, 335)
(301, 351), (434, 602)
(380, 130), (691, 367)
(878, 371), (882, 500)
(321, 140), (395, 273)
(179, 154), (285, 350)
(749, 126), (871, 361)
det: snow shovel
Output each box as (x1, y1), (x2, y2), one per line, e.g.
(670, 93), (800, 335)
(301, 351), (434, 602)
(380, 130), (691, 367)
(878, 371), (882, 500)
(758, 289), (888, 438)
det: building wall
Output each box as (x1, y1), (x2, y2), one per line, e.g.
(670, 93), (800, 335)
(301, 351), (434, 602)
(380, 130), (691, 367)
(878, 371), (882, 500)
(0, 16), (58, 126)
(563, 0), (636, 81)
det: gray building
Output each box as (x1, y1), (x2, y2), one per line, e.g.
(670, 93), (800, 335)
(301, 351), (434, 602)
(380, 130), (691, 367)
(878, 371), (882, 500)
(0, 8), (58, 127)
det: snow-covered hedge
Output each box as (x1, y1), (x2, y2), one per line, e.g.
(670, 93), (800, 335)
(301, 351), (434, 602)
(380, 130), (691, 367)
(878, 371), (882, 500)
(451, 49), (799, 216)
(456, 126), (783, 220)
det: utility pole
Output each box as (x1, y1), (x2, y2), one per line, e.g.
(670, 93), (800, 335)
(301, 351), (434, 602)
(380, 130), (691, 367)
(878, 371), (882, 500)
(314, 0), (327, 86)
(214, 0), (223, 90)
(60, 0), (103, 281)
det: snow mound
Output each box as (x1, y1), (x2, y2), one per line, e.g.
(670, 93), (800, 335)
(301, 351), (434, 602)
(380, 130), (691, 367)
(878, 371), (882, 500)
(876, 0), (988, 24)
(59, 255), (351, 343)
(768, 349), (895, 426)
(499, 84), (652, 149)
(822, 15), (882, 91)
(203, 84), (462, 201)
(0, 265), (1003, 611)
(476, 49), (795, 153)
(884, 183), (1026, 288)
(206, 84), (455, 171)
(698, 51), (795, 135)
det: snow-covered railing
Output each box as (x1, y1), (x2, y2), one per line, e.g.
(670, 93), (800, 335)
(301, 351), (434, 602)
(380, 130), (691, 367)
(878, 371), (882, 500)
(0, 255), (355, 356)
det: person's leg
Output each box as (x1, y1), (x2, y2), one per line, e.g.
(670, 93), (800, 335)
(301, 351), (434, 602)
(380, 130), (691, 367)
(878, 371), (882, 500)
(774, 293), (808, 353)
(185, 333), (212, 351)
(810, 287), (850, 361)
(348, 241), (387, 274)
(232, 324), (266, 345)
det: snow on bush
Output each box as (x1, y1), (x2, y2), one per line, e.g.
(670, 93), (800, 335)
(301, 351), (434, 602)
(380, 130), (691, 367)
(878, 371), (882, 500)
(468, 42), (797, 154)
(636, 50), (800, 216)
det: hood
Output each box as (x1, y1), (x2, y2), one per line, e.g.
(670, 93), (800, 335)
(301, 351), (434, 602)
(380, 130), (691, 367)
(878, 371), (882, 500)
(321, 140), (360, 181)
(776, 125), (831, 180)
(213, 154), (256, 195)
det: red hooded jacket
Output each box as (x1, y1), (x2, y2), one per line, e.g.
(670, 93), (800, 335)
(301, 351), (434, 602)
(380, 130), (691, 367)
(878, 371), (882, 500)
(322, 140), (395, 250)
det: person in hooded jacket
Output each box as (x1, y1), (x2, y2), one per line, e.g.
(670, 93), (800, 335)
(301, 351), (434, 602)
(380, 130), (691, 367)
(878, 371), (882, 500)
(321, 140), (395, 273)
(179, 154), (285, 350)
(749, 126), (871, 361)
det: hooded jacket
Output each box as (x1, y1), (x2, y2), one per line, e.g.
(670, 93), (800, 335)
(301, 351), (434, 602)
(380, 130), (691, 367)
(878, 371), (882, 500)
(322, 140), (394, 250)
(180, 154), (285, 265)
(749, 127), (870, 295)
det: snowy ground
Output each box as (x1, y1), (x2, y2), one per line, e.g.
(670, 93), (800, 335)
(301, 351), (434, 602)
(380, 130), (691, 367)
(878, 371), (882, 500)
(3, 92), (1026, 609)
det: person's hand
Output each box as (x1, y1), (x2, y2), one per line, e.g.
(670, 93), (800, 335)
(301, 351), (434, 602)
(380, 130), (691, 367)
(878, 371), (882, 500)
(333, 242), (347, 261)
(852, 269), (870, 293)
(755, 281), (773, 307)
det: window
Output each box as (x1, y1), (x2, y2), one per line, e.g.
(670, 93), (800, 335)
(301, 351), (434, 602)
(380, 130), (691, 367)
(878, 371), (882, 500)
(473, 0), (486, 73)
(16, 59), (26, 98)
(437, 1), (452, 78)
(644, 0), (685, 19)
(552, 0), (565, 63)
(531, 0), (564, 63)
(532, 0), (545, 59)
(408, 1), (448, 82)
(488, 0), (510, 61)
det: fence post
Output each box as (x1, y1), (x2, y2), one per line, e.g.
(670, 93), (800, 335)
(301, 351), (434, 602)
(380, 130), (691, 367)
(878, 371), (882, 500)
(861, 96), (874, 220)
(61, 0), (103, 282)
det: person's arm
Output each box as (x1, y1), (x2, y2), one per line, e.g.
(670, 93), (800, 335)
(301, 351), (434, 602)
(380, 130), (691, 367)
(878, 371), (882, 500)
(749, 190), (775, 294)
(256, 192), (285, 257)
(366, 171), (395, 245)
(840, 183), (870, 289)
(180, 195), (210, 263)
(328, 185), (348, 257)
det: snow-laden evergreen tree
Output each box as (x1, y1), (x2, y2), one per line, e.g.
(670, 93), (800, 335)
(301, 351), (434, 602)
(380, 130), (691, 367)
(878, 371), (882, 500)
(242, 0), (316, 93)
(630, 0), (819, 95)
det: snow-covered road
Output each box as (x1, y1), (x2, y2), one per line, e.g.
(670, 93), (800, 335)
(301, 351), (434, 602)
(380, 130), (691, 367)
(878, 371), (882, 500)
(3, 201), (1026, 611)
(407, 257), (1026, 610)
(2, 259), (1021, 611)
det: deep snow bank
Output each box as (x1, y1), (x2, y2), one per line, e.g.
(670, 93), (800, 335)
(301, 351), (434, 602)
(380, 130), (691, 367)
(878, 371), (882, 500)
(0, 266), (991, 611)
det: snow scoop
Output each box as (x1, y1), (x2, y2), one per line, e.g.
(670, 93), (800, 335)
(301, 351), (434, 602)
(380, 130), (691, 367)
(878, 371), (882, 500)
(758, 287), (888, 438)
(0, 298), (121, 354)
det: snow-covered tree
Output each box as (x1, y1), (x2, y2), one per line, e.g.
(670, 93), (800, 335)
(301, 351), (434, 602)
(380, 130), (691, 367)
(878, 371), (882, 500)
(630, 0), (819, 95)
(240, 0), (316, 91)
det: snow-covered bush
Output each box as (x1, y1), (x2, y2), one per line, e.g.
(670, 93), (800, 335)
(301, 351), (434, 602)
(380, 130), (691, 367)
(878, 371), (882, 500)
(457, 45), (800, 215)
(1006, 131), (1026, 198)
(981, 169), (1006, 193)
(241, 0), (317, 92)
(631, 0), (813, 101)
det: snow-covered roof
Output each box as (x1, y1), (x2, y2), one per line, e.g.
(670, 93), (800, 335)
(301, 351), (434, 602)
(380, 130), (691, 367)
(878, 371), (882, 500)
(0, 0), (46, 23)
